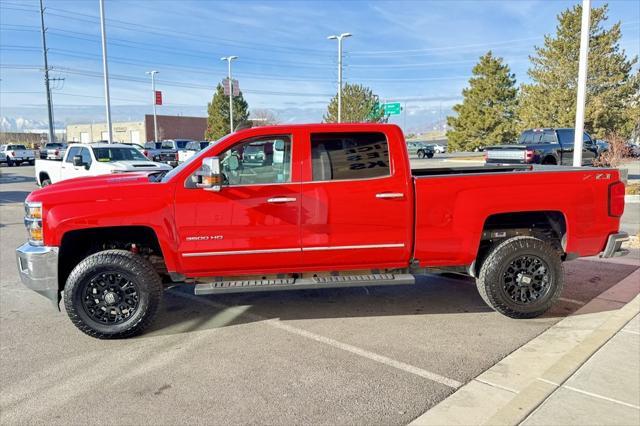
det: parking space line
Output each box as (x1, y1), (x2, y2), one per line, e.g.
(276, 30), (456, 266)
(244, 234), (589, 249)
(168, 289), (463, 389)
(558, 297), (586, 306)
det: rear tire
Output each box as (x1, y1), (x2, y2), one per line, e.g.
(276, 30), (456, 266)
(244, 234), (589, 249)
(427, 152), (434, 159)
(63, 250), (163, 339)
(476, 236), (563, 319)
(41, 178), (52, 187)
(29, 160), (35, 165)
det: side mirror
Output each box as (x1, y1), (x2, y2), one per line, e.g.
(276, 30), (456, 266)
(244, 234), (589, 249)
(72, 155), (83, 167)
(196, 157), (222, 191)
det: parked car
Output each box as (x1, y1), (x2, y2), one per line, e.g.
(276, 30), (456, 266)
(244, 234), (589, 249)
(16, 123), (628, 339)
(143, 142), (179, 167)
(484, 128), (598, 165)
(178, 141), (211, 164)
(0, 144), (36, 166)
(35, 143), (172, 186)
(41, 142), (67, 160)
(407, 141), (434, 158)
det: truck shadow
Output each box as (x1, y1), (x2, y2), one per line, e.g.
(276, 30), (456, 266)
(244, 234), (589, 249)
(0, 171), (37, 185)
(144, 260), (638, 338)
(0, 191), (32, 205)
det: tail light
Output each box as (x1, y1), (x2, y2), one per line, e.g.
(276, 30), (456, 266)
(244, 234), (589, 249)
(54, 149), (59, 156)
(525, 149), (535, 163)
(143, 150), (149, 157)
(11, 151), (16, 156)
(483, 151), (488, 161)
(608, 182), (625, 217)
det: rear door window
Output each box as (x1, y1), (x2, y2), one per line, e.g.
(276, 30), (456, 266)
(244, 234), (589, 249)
(310, 132), (390, 181)
(556, 129), (575, 145)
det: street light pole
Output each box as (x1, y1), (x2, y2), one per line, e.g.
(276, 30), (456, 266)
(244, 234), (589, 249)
(98, 0), (113, 143)
(328, 33), (352, 123)
(220, 56), (238, 132)
(573, 0), (591, 167)
(38, 0), (55, 144)
(146, 70), (159, 141)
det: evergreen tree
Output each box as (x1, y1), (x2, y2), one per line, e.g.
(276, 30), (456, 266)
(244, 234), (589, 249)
(324, 83), (386, 123)
(518, 4), (638, 139)
(205, 83), (249, 140)
(446, 51), (518, 151)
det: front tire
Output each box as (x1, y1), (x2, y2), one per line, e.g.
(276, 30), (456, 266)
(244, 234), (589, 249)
(41, 178), (52, 187)
(417, 150), (425, 159)
(476, 236), (563, 319)
(63, 250), (162, 339)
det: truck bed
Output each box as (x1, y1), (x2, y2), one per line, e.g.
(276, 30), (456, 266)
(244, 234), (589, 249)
(411, 165), (530, 176)
(412, 165), (620, 267)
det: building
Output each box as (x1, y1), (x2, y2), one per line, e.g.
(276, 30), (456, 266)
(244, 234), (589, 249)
(66, 114), (207, 144)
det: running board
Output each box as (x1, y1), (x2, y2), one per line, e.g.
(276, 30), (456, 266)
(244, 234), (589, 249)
(194, 273), (415, 295)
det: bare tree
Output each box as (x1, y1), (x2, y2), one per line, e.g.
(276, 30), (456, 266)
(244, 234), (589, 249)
(250, 109), (279, 126)
(592, 133), (631, 168)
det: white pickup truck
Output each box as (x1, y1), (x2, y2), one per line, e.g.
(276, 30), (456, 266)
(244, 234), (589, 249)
(35, 143), (172, 186)
(1, 144), (36, 166)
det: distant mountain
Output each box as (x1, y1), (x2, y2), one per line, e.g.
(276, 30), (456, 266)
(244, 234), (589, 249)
(1, 104), (454, 134)
(0, 116), (55, 132)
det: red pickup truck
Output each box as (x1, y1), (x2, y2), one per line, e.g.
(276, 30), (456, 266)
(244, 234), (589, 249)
(16, 124), (628, 339)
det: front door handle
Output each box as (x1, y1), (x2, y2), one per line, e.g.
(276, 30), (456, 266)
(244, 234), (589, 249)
(267, 197), (297, 204)
(376, 192), (404, 199)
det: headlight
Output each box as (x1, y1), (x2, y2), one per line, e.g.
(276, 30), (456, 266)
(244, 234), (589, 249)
(24, 201), (43, 246)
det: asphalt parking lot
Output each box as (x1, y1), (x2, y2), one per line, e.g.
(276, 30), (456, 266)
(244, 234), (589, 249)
(1, 164), (638, 425)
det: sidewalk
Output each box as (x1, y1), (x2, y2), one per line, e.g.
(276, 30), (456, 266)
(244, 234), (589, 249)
(411, 254), (640, 426)
(522, 314), (639, 425)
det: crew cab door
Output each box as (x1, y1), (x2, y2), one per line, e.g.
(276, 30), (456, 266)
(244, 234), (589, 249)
(299, 130), (413, 269)
(174, 133), (302, 275)
(557, 129), (597, 166)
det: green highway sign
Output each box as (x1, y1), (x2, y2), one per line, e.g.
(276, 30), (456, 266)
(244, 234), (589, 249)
(383, 102), (402, 115)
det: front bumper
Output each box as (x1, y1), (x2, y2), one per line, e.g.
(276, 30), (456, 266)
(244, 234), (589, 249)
(600, 232), (629, 258)
(15, 243), (59, 305)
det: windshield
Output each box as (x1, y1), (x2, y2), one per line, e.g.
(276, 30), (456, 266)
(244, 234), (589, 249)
(9, 145), (27, 150)
(244, 145), (263, 154)
(160, 138), (225, 183)
(93, 147), (148, 162)
(163, 140), (190, 149)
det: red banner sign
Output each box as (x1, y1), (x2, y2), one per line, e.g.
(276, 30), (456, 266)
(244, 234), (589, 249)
(155, 91), (162, 106)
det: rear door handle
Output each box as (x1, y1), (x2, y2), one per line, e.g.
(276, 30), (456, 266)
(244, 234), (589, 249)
(376, 192), (404, 199)
(267, 197), (297, 204)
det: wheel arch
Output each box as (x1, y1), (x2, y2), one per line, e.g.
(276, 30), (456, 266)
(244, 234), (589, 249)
(471, 210), (568, 276)
(58, 225), (168, 297)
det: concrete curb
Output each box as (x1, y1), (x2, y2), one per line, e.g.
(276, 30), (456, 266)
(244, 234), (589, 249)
(410, 268), (640, 426)
(625, 194), (639, 203)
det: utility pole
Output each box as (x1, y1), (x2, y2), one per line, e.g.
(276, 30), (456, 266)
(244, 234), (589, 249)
(220, 56), (238, 132)
(99, 0), (113, 143)
(573, 0), (591, 167)
(146, 71), (159, 141)
(327, 33), (352, 123)
(38, 0), (55, 144)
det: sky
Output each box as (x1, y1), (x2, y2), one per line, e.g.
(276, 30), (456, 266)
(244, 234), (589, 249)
(0, 0), (639, 132)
